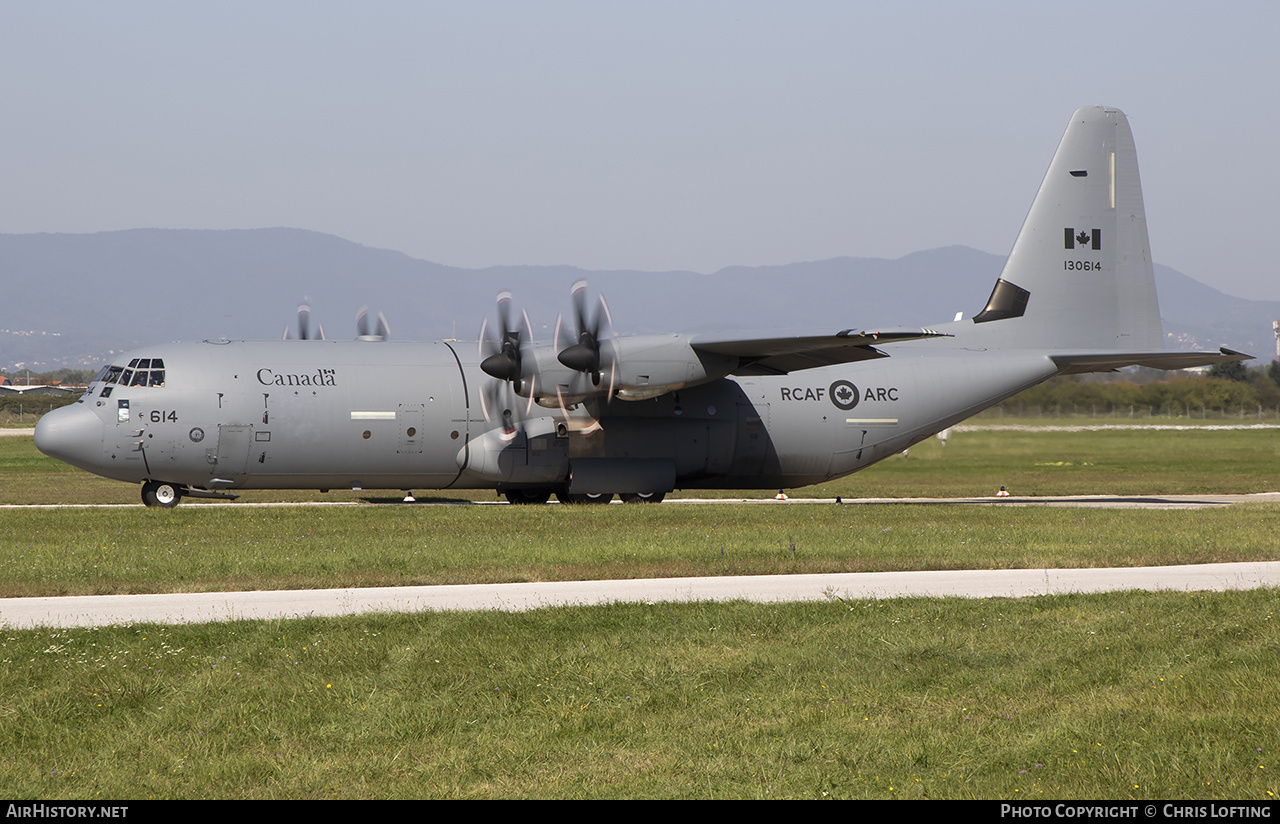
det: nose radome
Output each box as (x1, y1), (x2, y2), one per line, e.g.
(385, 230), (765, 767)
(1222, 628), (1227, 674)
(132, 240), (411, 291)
(34, 403), (104, 471)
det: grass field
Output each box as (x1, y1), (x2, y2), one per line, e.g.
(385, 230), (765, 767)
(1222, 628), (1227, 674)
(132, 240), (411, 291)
(3, 423), (1279, 506)
(4, 503), (1280, 599)
(2, 428), (1278, 798)
(3, 591), (1278, 799)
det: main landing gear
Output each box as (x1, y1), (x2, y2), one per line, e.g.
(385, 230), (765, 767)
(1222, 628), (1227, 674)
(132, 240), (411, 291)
(501, 488), (666, 505)
(503, 488), (553, 505)
(556, 491), (613, 505)
(619, 491), (665, 504)
(141, 480), (183, 508)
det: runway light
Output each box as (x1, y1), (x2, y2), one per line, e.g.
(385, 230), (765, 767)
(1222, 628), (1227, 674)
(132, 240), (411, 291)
(997, 486), (1010, 497)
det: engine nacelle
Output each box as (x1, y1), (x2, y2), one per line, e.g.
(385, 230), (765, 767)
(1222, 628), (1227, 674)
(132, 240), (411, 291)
(521, 335), (740, 406)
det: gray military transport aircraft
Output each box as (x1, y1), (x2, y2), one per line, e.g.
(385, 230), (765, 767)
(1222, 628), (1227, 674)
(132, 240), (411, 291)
(35, 106), (1248, 507)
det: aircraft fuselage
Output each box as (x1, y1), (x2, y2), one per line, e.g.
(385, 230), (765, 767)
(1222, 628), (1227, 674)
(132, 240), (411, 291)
(35, 337), (1057, 500)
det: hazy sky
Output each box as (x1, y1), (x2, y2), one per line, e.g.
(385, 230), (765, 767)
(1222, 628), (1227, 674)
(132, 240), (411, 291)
(5, 1), (1279, 300)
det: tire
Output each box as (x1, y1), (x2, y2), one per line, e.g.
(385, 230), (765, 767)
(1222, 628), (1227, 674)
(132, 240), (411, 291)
(504, 488), (552, 505)
(620, 491), (665, 504)
(141, 481), (182, 508)
(556, 491), (614, 504)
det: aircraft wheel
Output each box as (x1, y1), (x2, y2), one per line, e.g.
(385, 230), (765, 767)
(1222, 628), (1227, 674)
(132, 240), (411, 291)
(141, 481), (183, 509)
(504, 488), (552, 505)
(556, 491), (613, 504)
(620, 491), (665, 504)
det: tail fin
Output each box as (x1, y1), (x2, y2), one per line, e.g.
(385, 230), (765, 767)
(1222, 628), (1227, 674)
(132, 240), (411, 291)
(968, 106), (1164, 351)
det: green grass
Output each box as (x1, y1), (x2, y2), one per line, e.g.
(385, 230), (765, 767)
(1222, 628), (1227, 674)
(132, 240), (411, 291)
(3, 425), (1278, 506)
(4, 504), (1279, 598)
(2, 591), (1278, 798)
(3, 428), (1280, 798)
(802, 426), (1280, 499)
(3, 427), (1278, 598)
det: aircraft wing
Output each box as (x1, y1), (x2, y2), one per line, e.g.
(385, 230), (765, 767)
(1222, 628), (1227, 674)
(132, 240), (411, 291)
(1050, 348), (1252, 375)
(690, 327), (952, 376)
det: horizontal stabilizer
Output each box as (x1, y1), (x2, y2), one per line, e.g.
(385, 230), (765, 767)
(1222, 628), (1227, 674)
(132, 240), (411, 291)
(1051, 348), (1252, 375)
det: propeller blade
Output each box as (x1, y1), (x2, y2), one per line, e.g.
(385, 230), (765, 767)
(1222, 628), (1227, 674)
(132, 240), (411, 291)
(297, 303), (312, 341)
(596, 292), (613, 331)
(555, 385), (602, 435)
(482, 378), (523, 443)
(570, 279), (590, 342)
(496, 291), (513, 341)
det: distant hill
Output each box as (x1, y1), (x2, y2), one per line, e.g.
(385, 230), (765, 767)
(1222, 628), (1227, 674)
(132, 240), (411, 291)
(2, 229), (1276, 370)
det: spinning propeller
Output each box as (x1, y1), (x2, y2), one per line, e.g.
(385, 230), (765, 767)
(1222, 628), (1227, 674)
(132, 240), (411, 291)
(356, 306), (391, 341)
(283, 301), (326, 341)
(556, 280), (616, 396)
(479, 291), (534, 392)
(474, 283), (625, 442)
(478, 291), (536, 441)
(285, 301), (392, 341)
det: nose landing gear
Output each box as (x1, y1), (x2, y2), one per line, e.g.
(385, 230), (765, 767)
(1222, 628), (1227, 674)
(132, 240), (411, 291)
(141, 480), (183, 508)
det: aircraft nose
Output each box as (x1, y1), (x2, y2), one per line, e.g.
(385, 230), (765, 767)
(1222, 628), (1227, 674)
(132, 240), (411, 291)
(34, 403), (104, 470)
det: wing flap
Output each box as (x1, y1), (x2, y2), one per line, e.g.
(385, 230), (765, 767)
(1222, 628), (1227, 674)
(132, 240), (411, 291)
(692, 327), (952, 376)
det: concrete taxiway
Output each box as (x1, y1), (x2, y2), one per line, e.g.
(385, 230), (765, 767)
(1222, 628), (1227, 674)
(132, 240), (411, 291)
(4, 492), (1280, 511)
(3, 562), (1279, 630)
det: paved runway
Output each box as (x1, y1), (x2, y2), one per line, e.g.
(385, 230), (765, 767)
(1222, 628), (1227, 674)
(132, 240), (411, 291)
(3, 562), (1279, 630)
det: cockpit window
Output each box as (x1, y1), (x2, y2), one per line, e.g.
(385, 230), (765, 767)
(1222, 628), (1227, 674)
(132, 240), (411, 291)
(97, 359), (166, 388)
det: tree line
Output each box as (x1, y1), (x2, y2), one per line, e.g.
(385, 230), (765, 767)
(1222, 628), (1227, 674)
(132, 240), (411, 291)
(993, 361), (1280, 418)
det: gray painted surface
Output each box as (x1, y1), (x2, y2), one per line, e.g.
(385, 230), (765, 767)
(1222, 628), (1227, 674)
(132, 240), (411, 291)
(4, 562), (1278, 630)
